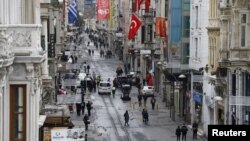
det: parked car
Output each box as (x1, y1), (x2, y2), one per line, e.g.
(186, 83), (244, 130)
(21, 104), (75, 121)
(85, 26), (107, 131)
(141, 86), (154, 97)
(98, 81), (112, 95)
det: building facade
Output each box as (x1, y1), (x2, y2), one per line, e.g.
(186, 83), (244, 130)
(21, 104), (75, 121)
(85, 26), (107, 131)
(0, 0), (50, 140)
(189, 0), (209, 134)
(219, 0), (250, 125)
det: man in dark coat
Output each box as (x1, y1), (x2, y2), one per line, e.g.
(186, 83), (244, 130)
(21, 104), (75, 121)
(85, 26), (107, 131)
(124, 110), (129, 126)
(83, 114), (90, 130)
(86, 101), (92, 116)
(176, 126), (181, 141)
(181, 124), (188, 141)
(192, 122), (198, 139)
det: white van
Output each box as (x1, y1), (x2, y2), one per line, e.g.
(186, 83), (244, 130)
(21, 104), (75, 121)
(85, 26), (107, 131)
(98, 81), (112, 95)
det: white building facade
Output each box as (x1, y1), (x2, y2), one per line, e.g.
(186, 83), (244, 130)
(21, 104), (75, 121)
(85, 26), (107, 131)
(189, 0), (209, 135)
(0, 0), (48, 141)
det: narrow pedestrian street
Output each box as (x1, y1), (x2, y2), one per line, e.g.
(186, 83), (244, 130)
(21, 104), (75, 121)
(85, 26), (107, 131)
(64, 33), (207, 141)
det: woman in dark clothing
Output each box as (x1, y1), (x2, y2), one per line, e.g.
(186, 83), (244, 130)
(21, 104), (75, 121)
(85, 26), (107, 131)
(124, 110), (129, 126)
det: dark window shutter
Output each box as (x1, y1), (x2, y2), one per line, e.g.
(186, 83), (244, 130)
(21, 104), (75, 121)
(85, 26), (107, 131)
(141, 25), (145, 44)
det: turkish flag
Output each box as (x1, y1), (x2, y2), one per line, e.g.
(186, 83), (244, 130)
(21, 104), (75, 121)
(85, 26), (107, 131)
(128, 14), (142, 40)
(145, 0), (150, 12)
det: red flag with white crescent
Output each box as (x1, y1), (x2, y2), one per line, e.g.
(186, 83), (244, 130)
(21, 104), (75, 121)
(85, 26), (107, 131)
(128, 14), (142, 40)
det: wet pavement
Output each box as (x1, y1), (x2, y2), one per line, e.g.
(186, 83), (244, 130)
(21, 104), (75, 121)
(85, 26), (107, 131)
(63, 33), (208, 141)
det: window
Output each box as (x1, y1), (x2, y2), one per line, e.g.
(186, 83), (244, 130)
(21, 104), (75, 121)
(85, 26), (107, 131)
(195, 6), (198, 28)
(195, 38), (198, 59)
(183, 16), (190, 37)
(141, 25), (145, 44)
(245, 73), (250, 96)
(147, 25), (153, 42)
(10, 85), (26, 141)
(232, 74), (236, 96)
(182, 43), (190, 64)
(165, 2), (168, 19)
(240, 14), (247, 47)
(100, 83), (111, 87)
(183, 0), (190, 11)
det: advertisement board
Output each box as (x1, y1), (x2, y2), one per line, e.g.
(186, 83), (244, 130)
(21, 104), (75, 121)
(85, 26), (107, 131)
(51, 128), (85, 141)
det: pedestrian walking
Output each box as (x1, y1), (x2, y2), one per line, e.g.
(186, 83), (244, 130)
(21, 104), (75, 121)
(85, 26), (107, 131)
(83, 114), (90, 130)
(92, 80), (96, 92)
(92, 49), (94, 55)
(83, 62), (87, 73)
(74, 56), (78, 63)
(124, 110), (129, 126)
(112, 86), (116, 98)
(88, 49), (91, 56)
(87, 64), (90, 73)
(76, 103), (81, 116)
(176, 126), (181, 141)
(81, 101), (85, 114)
(142, 109), (149, 124)
(192, 121), (198, 139)
(181, 124), (188, 141)
(232, 112), (236, 125)
(86, 101), (92, 116)
(150, 96), (156, 110)
(138, 94), (142, 107)
(143, 94), (148, 107)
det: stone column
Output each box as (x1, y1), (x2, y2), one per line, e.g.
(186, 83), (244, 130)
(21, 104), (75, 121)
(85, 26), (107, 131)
(0, 69), (5, 141)
(41, 17), (49, 77)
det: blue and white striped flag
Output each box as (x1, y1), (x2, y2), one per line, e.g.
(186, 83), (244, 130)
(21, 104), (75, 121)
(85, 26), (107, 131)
(68, 0), (78, 24)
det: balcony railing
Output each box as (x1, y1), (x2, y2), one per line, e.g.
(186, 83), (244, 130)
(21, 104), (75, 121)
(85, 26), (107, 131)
(0, 24), (44, 56)
(229, 96), (250, 106)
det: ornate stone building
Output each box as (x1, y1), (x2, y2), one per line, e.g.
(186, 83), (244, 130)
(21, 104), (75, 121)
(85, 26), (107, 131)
(219, 0), (250, 125)
(0, 0), (50, 140)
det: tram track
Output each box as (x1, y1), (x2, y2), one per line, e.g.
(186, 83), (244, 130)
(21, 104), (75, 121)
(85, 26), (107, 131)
(102, 96), (123, 141)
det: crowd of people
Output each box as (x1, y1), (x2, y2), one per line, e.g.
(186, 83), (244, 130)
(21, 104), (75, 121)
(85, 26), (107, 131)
(58, 28), (199, 141)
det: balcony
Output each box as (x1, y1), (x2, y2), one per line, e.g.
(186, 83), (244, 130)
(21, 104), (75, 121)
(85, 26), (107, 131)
(229, 96), (250, 106)
(0, 24), (46, 63)
(207, 18), (220, 30)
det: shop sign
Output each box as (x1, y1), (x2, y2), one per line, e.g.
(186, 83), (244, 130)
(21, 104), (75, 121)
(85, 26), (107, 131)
(51, 128), (85, 141)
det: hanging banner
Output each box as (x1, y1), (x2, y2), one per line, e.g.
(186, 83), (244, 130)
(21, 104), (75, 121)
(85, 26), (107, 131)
(160, 19), (167, 37)
(96, 0), (110, 20)
(155, 17), (167, 37)
(155, 17), (161, 36)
